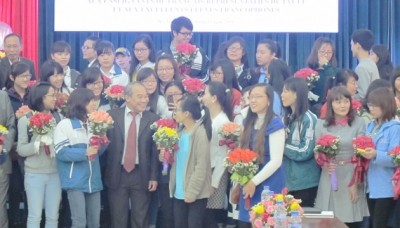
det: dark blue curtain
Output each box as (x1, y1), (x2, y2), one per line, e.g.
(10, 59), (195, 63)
(39, 0), (400, 73)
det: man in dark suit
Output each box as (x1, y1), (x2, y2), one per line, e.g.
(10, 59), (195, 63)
(105, 82), (159, 228)
(0, 33), (36, 89)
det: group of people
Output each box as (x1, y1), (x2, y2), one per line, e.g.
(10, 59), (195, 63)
(0, 15), (399, 228)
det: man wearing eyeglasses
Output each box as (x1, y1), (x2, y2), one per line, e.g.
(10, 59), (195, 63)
(0, 33), (36, 89)
(81, 36), (101, 69)
(158, 16), (210, 82)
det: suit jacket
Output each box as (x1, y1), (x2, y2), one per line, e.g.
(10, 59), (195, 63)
(105, 108), (159, 189)
(0, 57), (36, 88)
(0, 90), (16, 174)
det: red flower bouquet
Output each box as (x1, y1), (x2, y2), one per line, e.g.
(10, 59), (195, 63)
(388, 146), (400, 199)
(352, 99), (364, 116)
(150, 118), (178, 130)
(151, 118), (179, 175)
(104, 84), (125, 109)
(29, 112), (56, 157)
(54, 92), (69, 115)
(16, 105), (32, 119)
(28, 80), (37, 87)
(224, 148), (259, 209)
(314, 134), (340, 191)
(219, 122), (241, 151)
(182, 78), (205, 96)
(294, 68), (320, 89)
(349, 136), (374, 186)
(174, 42), (198, 78)
(88, 110), (114, 160)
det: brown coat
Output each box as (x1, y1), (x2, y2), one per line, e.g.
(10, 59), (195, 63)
(169, 122), (212, 201)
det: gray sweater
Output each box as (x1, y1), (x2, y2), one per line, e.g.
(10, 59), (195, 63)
(17, 116), (57, 174)
(0, 91), (16, 174)
(355, 57), (379, 100)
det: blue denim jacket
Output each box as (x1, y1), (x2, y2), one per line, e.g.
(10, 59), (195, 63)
(366, 119), (400, 198)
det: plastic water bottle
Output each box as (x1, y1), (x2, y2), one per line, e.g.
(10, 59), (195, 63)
(289, 210), (302, 228)
(261, 185), (270, 200)
(274, 200), (287, 228)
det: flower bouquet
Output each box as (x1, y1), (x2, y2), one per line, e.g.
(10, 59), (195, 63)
(88, 110), (114, 160)
(104, 84), (125, 109)
(16, 105), (32, 119)
(352, 99), (365, 117)
(28, 80), (37, 87)
(182, 78), (205, 96)
(388, 146), (400, 199)
(349, 136), (374, 187)
(314, 134), (340, 191)
(0, 50), (5, 59)
(102, 76), (112, 88)
(250, 188), (303, 228)
(29, 112), (56, 157)
(152, 125), (179, 175)
(150, 118), (178, 130)
(54, 92), (69, 115)
(224, 148), (259, 209)
(219, 122), (241, 151)
(294, 68), (320, 89)
(0, 125), (8, 164)
(174, 42), (198, 78)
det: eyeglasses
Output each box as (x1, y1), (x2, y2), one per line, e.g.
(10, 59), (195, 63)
(81, 45), (94, 50)
(157, 67), (174, 73)
(210, 71), (223, 78)
(87, 81), (103, 88)
(178, 32), (193, 37)
(17, 73), (32, 80)
(248, 95), (267, 100)
(227, 46), (243, 52)
(318, 50), (333, 55)
(134, 48), (149, 53)
(141, 80), (157, 85)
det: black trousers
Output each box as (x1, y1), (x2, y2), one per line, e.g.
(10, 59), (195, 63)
(159, 183), (174, 228)
(108, 167), (150, 228)
(289, 186), (318, 207)
(367, 196), (395, 228)
(173, 198), (207, 228)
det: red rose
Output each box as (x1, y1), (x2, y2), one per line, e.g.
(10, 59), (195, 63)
(388, 146), (400, 156)
(316, 134), (337, 147)
(352, 136), (375, 150)
(294, 68), (319, 80)
(352, 99), (362, 110)
(182, 78), (205, 94)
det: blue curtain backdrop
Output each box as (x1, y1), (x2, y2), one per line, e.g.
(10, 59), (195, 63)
(39, 0), (400, 73)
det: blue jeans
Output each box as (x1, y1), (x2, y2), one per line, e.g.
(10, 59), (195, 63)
(67, 190), (101, 228)
(25, 172), (61, 228)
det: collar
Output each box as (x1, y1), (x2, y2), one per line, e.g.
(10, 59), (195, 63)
(334, 117), (349, 126)
(170, 42), (177, 54)
(8, 57), (20, 65)
(64, 66), (71, 77)
(125, 106), (143, 118)
(88, 59), (96, 67)
(8, 87), (29, 100)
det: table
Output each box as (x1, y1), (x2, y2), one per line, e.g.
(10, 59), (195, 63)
(302, 217), (348, 228)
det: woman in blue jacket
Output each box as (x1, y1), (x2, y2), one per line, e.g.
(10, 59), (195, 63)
(54, 88), (104, 228)
(362, 87), (400, 228)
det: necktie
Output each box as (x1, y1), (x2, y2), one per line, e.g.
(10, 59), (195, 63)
(124, 111), (137, 172)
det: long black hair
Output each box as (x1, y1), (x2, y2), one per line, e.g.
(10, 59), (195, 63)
(66, 88), (95, 122)
(137, 68), (160, 114)
(207, 81), (233, 121)
(27, 82), (54, 112)
(129, 34), (156, 78)
(325, 86), (355, 127)
(209, 59), (240, 91)
(241, 84), (275, 162)
(267, 58), (291, 95)
(6, 62), (30, 89)
(180, 94), (212, 140)
(282, 77), (309, 126)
